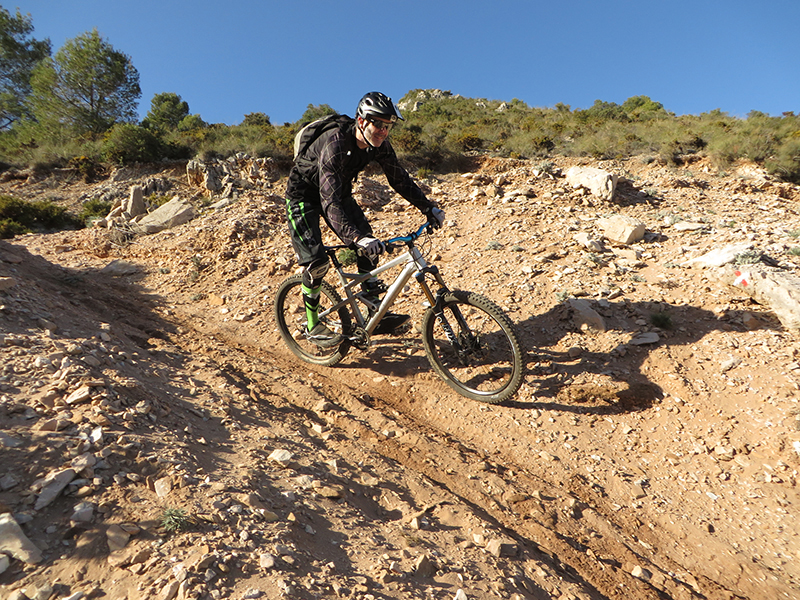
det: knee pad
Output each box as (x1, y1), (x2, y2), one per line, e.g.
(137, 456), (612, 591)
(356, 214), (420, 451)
(302, 259), (329, 288)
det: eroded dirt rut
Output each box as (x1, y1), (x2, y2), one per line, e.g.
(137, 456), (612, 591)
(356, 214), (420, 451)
(177, 307), (770, 600)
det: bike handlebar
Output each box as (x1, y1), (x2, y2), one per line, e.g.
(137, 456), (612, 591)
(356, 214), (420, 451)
(384, 220), (436, 253)
(326, 219), (437, 257)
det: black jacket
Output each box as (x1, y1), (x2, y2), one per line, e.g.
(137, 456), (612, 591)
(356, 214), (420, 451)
(288, 119), (433, 245)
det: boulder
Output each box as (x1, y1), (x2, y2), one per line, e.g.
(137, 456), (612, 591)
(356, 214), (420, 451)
(566, 166), (618, 201)
(124, 185), (147, 218)
(0, 512), (42, 564)
(135, 197), (197, 234)
(724, 265), (800, 332)
(597, 214), (646, 245)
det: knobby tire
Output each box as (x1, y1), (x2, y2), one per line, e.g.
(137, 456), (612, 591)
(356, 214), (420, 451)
(274, 274), (351, 367)
(422, 290), (523, 403)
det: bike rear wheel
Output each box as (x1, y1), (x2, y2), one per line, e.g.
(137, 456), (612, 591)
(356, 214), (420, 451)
(422, 290), (523, 404)
(274, 274), (351, 366)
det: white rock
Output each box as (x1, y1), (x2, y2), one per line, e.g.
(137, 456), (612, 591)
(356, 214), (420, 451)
(631, 565), (651, 580)
(154, 476), (173, 498)
(630, 332), (660, 345)
(597, 214), (646, 245)
(683, 242), (752, 268)
(259, 552), (276, 569)
(268, 449), (293, 465)
(725, 265), (800, 332)
(65, 385), (92, 405)
(70, 501), (95, 523)
(100, 260), (139, 276)
(573, 232), (604, 252)
(159, 580), (179, 600)
(672, 221), (706, 231)
(106, 523), (130, 552)
(0, 473), (18, 490)
(0, 432), (23, 448)
(35, 468), (77, 510)
(135, 197), (198, 234)
(71, 452), (97, 471)
(565, 166), (618, 201)
(568, 298), (606, 332)
(125, 185), (147, 217)
(0, 512), (42, 564)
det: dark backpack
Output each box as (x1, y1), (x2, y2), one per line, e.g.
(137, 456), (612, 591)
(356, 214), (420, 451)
(293, 114), (354, 159)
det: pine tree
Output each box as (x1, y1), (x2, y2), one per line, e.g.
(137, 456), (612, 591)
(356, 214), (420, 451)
(0, 7), (51, 129)
(29, 28), (140, 136)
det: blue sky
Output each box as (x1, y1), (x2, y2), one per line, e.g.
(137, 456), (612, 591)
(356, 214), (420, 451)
(6, 0), (799, 125)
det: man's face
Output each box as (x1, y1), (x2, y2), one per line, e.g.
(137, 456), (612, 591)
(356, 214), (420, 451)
(360, 116), (393, 147)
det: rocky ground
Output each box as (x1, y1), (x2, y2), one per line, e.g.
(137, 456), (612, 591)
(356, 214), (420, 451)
(0, 153), (799, 600)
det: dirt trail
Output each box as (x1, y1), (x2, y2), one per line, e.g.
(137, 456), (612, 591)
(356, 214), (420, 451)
(1, 155), (799, 599)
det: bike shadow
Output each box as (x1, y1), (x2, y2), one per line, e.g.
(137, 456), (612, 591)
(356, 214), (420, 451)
(504, 296), (780, 415)
(325, 293), (781, 417)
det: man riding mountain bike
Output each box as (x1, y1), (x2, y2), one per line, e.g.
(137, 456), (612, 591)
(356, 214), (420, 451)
(284, 91), (445, 347)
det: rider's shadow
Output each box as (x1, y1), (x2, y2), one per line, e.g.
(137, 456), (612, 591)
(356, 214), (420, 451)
(504, 297), (780, 414)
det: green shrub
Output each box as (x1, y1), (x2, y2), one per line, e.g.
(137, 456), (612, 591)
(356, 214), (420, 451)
(178, 114), (207, 132)
(529, 135), (555, 155)
(147, 193), (171, 208)
(765, 136), (800, 183)
(160, 508), (192, 534)
(392, 125), (424, 153)
(77, 198), (112, 225)
(0, 195), (81, 238)
(69, 155), (102, 182)
(0, 218), (28, 238)
(455, 132), (483, 151)
(241, 112), (271, 127)
(101, 124), (163, 164)
(650, 312), (673, 329)
(1, 87), (799, 179)
(337, 248), (357, 266)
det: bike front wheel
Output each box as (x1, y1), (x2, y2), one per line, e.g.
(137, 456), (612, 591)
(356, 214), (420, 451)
(422, 290), (524, 404)
(274, 274), (351, 366)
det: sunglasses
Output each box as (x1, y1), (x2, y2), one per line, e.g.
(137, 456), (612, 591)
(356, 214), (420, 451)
(367, 117), (395, 131)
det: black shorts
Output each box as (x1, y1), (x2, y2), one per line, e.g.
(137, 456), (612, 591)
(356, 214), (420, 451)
(285, 173), (372, 267)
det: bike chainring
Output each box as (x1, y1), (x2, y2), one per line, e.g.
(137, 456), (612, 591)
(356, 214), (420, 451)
(350, 326), (370, 350)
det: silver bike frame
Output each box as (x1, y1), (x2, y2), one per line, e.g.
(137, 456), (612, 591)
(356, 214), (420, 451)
(328, 245), (428, 336)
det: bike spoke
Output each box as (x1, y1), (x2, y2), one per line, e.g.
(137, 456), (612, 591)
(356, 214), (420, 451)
(423, 292), (523, 403)
(274, 275), (350, 366)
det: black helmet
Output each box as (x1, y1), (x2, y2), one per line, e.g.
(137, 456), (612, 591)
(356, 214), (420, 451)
(356, 92), (403, 123)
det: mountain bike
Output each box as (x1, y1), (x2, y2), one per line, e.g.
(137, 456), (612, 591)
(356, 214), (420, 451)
(273, 220), (524, 404)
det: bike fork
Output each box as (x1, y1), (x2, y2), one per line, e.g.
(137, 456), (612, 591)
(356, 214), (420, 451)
(417, 270), (470, 357)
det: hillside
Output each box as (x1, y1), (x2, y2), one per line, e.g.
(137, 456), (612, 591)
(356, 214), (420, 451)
(1, 154), (799, 600)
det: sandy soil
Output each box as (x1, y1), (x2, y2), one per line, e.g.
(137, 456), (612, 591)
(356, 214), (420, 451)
(1, 154), (799, 600)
